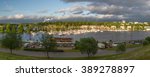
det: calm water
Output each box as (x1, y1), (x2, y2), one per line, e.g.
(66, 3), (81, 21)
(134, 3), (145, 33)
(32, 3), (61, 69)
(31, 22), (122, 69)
(0, 31), (150, 42)
(67, 31), (150, 42)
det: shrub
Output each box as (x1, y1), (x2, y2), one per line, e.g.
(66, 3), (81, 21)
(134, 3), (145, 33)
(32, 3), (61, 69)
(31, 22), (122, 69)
(143, 40), (149, 46)
(116, 43), (126, 54)
(145, 36), (150, 43)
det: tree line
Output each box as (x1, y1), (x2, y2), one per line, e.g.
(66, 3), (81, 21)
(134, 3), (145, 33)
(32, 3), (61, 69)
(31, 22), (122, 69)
(0, 22), (149, 33)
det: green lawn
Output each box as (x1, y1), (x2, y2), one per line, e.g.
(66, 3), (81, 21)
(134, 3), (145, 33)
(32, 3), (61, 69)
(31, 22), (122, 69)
(0, 52), (45, 60)
(0, 45), (150, 60)
(100, 45), (150, 60)
(105, 44), (141, 51)
(44, 45), (150, 60)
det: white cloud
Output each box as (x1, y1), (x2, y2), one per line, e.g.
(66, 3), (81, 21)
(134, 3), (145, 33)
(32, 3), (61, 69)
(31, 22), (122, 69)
(0, 14), (24, 20)
(14, 14), (24, 19)
(59, 0), (150, 22)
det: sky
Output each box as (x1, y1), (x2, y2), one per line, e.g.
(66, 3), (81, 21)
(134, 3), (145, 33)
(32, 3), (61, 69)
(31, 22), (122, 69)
(0, 0), (150, 23)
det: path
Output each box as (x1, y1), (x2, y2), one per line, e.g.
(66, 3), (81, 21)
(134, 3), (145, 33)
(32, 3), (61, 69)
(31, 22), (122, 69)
(0, 47), (140, 58)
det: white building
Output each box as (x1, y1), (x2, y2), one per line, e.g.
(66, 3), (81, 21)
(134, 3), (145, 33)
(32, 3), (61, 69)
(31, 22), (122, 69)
(144, 26), (150, 31)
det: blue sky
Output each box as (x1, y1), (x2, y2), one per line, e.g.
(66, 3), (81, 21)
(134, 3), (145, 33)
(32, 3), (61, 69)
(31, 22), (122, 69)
(0, 0), (71, 16)
(0, 0), (150, 23)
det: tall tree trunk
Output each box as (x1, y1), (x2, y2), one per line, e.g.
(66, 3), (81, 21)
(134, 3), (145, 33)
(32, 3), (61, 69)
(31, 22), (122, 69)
(87, 51), (90, 58)
(10, 49), (13, 54)
(46, 51), (49, 58)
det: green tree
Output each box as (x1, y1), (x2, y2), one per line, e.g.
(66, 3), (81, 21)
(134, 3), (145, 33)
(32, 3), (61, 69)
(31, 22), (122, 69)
(0, 25), (3, 33)
(116, 43), (126, 54)
(26, 25), (31, 33)
(18, 24), (24, 34)
(41, 33), (57, 58)
(143, 40), (149, 46)
(12, 25), (16, 33)
(145, 36), (150, 43)
(75, 37), (98, 57)
(1, 32), (22, 54)
(6, 24), (11, 33)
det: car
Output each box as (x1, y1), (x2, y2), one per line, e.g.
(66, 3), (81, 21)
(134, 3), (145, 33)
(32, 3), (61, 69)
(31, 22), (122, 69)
(98, 43), (106, 49)
(112, 43), (119, 47)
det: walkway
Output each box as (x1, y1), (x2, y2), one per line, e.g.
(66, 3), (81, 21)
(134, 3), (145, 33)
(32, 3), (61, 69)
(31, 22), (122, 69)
(0, 47), (140, 58)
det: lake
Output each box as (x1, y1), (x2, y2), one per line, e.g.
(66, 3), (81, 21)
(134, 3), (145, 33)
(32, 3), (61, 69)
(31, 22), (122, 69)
(0, 31), (150, 42)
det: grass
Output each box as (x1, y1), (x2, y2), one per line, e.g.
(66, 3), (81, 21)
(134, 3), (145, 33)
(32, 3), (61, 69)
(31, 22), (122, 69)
(97, 45), (150, 60)
(0, 52), (45, 60)
(105, 44), (141, 51)
(45, 45), (150, 60)
(0, 45), (150, 60)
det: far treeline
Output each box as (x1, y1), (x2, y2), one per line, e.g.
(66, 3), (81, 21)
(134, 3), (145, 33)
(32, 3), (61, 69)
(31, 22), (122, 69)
(0, 21), (150, 33)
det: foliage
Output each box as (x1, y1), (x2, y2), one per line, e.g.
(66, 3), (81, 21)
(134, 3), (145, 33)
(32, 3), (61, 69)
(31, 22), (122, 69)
(6, 24), (11, 33)
(75, 37), (98, 57)
(40, 33), (57, 58)
(18, 24), (24, 34)
(0, 26), (3, 33)
(0, 22), (149, 33)
(116, 43), (126, 53)
(12, 25), (17, 33)
(143, 36), (150, 46)
(1, 32), (22, 54)
(145, 36), (150, 43)
(74, 41), (80, 49)
(143, 40), (149, 46)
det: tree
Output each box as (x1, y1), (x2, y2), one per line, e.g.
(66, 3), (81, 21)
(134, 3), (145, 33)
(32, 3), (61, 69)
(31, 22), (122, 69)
(1, 32), (22, 54)
(143, 40), (149, 46)
(17, 24), (24, 34)
(145, 36), (150, 43)
(116, 43), (126, 54)
(12, 25), (16, 33)
(6, 24), (11, 33)
(0, 25), (3, 33)
(75, 37), (98, 57)
(26, 25), (31, 33)
(40, 33), (57, 58)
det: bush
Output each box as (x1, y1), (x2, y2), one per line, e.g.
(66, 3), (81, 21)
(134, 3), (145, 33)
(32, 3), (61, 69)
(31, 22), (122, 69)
(145, 36), (150, 43)
(116, 43), (126, 53)
(143, 40), (149, 46)
(74, 41), (80, 49)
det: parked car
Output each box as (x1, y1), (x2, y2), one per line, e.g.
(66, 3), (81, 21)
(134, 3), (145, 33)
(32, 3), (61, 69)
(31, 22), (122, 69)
(112, 43), (119, 47)
(98, 42), (105, 49)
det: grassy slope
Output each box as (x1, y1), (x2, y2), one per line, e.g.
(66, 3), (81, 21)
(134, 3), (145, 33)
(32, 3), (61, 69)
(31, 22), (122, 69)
(102, 45), (150, 60)
(0, 52), (45, 60)
(51, 45), (150, 60)
(0, 45), (150, 60)
(105, 44), (141, 51)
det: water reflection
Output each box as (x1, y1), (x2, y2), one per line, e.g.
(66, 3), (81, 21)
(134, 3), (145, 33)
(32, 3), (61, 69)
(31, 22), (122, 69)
(0, 31), (149, 42)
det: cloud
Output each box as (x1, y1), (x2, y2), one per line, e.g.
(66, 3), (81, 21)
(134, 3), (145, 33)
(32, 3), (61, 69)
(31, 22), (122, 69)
(59, 0), (150, 22)
(72, 11), (83, 14)
(57, 5), (85, 13)
(0, 14), (125, 23)
(0, 14), (50, 23)
(61, 0), (148, 7)
(0, 14), (24, 20)
(1, 0), (150, 23)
